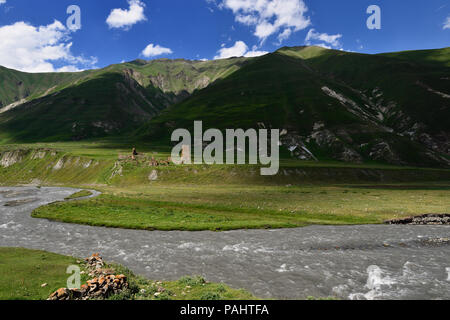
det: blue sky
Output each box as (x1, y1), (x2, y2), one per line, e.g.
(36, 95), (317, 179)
(0, 0), (448, 72)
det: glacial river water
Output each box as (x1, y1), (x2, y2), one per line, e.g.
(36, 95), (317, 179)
(0, 187), (449, 300)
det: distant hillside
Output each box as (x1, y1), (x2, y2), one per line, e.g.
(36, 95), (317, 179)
(0, 66), (92, 109)
(138, 46), (450, 167)
(0, 58), (250, 142)
(0, 46), (448, 167)
(379, 47), (450, 67)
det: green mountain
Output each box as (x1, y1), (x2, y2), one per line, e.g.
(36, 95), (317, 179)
(0, 58), (250, 141)
(139, 46), (450, 167)
(0, 66), (92, 109)
(0, 46), (449, 167)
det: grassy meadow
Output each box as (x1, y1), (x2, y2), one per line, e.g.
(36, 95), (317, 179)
(0, 248), (88, 300)
(32, 184), (450, 231)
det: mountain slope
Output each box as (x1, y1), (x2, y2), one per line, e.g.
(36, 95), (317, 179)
(378, 47), (450, 67)
(0, 58), (251, 142)
(0, 66), (92, 110)
(138, 46), (450, 167)
(116, 57), (250, 95)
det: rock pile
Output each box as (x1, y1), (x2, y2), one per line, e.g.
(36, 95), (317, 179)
(48, 253), (128, 300)
(149, 157), (171, 167)
(386, 214), (450, 225)
(118, 154), (172, 166)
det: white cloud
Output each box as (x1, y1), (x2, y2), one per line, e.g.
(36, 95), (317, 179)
(106, 0), (146, 30)
(305, 29), (342, 48)
(56, 65), (81, 72)
(205, 0), (224, 11)
(444, 16), (450, 30)
(214, 41), (268, 59)
(0, 20), (97, 73)
(141, 44), (173, 58)
(219, 0), (310, 42)
(313, 43), (332, 50)
(277, 28), (292, 44)
(215, 41), (248, 59)
(244, 49), (269, 57)
(0, 0), (6, 5)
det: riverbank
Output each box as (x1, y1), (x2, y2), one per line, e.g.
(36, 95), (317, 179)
(386, 214), (450, 225)
(0, 248), (256, 300)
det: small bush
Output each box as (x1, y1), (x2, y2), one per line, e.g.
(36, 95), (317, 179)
(216, 284), (226, 293)
(177, 276), (206, 287)
(200, 292), (222, 300)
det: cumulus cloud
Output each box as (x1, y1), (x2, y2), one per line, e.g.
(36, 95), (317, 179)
(444, 16), (450, 30)
(214, 41), (248, 59)
(0, 0), (6, 5)
(141, 44), (173, 58)
(214, 41), (268, 59)
(277, 28), (292, 44)
(0, 20), (97, 73)
(205, 0), (224, 11)
(106, 0), (147, 30)
(56, 65), (82, 72)
(243, 49), (269, 57)
(305, 29), (342, 49)
(219, 0), (310, 42)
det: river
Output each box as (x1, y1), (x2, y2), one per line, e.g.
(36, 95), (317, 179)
(0, 186), (449, 300)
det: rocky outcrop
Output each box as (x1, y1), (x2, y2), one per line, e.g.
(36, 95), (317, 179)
(52, 158), (65, 170)
(369, 141), (403, 165)
(148, 170), (158, 181)
(280, 131), (318, 161)
(0, 150), (27, 168)
(386, 214), (450, 225)
(310, 128), (363, 163)
(110, 161), (123, 179)
(48, 254), (129, 301)
(31, 150), (48, 160)
(0, 98), (27, 114)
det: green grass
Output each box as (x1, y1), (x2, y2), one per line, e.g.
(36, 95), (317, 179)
(0, 248), (255, 300)
(31, 184), (450, 231)
(379, 47), (450, 67)
(122, 274), (256, 301)
(0, 248), (85, 300)
(0, 140), (172, 161)
(65, 190), (93, 200)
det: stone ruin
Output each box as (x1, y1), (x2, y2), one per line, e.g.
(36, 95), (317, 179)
(118, 153), (172, 167)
